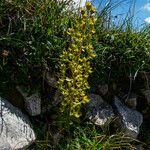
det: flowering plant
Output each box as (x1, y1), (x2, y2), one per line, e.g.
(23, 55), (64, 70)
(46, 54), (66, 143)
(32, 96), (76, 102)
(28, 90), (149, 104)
(57, 2), (96, 118)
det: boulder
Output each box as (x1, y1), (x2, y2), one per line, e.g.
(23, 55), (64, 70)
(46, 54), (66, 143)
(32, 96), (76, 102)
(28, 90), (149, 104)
(86, 94), (115, 126)
(113, 96), (143, 138)
(0, 97), (36, 149)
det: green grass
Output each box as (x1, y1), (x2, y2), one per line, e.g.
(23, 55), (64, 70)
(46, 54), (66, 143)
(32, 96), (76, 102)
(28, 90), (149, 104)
(31, 121), (137, 150)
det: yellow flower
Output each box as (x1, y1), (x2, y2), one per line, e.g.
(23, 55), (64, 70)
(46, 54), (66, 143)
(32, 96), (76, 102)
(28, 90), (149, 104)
(67, 28), (74, 35)
(86, 2), (92, 10)
(90, 52), (96, 57)
(83, 96), (89, 103)
(81, 8), (85, 14)
(76, 32), (82, 38)
(67, 81), (72, 87)
(71, 44), (77, 49)
(83, 13), (87, 19)
(40, 4), (45, 11)
(80, 92), (85, 97)
(90, 6), (96, 14)
(89, 20), (94, 26)
(91, 29), (96, 34)
(66, 78), (72, 82)
(91, 16), (97, 23)
(74, 112), (80, 118)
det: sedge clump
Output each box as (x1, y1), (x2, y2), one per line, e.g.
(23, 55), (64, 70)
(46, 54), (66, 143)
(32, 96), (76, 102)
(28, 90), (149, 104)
(57, 2), (96, 118)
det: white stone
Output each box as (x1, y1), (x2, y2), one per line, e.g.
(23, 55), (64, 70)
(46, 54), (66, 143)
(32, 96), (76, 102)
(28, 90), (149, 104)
(0, 97), (36, 149)
(0, 137), (12, 150)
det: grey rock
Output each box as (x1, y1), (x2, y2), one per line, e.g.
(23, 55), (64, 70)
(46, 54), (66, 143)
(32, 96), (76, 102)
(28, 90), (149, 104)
(0, 97), (36, 149)
(44, 71), (57, 88)
(52, 90), (63, 106)
(113, 96), (143, 138)
(86, 94), (115, 126)
(16, 86), (41, 116)
(24, 93), (41, 116)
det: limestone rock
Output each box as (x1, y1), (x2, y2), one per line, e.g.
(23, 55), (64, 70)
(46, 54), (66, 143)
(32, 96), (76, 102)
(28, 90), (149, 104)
(0, 97), (36, 149)
(113, 96), (143, 138)
(52, 90), (63, 106)
(16, 86), (41, 116)
(25, 93), (41, 116)
(44, 71), (57, 88)
(86, 94), (115, 126)
(0, 137), (12, 150)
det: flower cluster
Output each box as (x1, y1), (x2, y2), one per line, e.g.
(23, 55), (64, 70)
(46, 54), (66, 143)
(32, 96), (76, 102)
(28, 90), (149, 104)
(57, 2), (96, 118)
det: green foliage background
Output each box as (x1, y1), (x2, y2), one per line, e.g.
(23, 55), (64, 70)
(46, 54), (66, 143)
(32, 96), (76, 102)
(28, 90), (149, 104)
(0, 0), (70, 92)
(1, 0), (150, 93)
